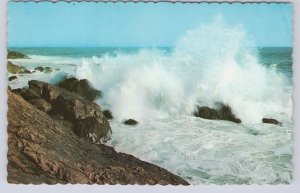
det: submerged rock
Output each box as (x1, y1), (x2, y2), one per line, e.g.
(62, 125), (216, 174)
(262, 118), (282, 126)
(103, 110), (113, 120)
(35, 66), (53, 73)
(123, 119), (139, 125)
(193, 103), (241, 123)
(8, 76), (18, 81)
(7, 50), (29, 59)
(58, 77), (102, 101)
(7, 90), (189, 185)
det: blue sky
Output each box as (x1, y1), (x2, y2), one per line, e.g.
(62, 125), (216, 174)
(8, 2), (292, 47)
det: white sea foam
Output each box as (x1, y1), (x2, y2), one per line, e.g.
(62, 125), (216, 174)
(75, 16), (291, 124)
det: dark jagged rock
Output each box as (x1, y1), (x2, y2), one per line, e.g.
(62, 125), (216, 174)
(18, 80), (111, 143)
(193, 103), (241, 123)
(262, 118), (282, 126)
(103, 110), (113, 120)
(58, 77), (102, 101)
(217, 104), (241, 123)
(8, 76), (18, 81)
(7, 61), (31, 74)
(193, 106), (219, 120)
(123, 119), (139, 125)
(7, 50), (30, 59)
(7, 91), (189, 185)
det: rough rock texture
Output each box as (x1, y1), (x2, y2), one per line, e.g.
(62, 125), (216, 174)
(19, 80), (111, 143)
(7, 61), (31, 74)
(7, 91), (189, 185)
(193, 103), (241, 123)
(103, 110), (113, 120)
(262, 118), (282, 126)
(7, 50), (29, 59)
(123, 119), (139, 125)
(58, 77), (102, 101)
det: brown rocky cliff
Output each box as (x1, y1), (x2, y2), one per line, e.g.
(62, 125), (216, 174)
(7, 91), (189, 185)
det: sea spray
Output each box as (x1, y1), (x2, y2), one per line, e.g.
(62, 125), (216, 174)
(76, 16), (291, 123)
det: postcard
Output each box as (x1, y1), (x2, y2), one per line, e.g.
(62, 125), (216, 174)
(7, 1), (293, 185)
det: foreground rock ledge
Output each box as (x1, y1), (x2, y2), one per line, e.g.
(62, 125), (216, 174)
(7, 91), (189, 185)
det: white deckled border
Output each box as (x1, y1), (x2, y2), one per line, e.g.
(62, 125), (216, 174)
(0, 0), (299, 193)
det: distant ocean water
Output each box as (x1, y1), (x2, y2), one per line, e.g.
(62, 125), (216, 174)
(8, 21), (293, 184)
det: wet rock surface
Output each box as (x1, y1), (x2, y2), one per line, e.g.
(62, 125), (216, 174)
(8, 76), (18, 81)
(123, 119), (139, 125)
(262, 118), (282, 126)
(7, 91), (189, 185)
(194, 103), (241, 123)
(58, 77), (102, 101)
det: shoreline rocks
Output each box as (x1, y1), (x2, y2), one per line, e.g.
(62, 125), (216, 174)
(58, 77), (102, 101)
(8, 76), (18, 81)
(103, 110), (113, 120)
(7, 90), (189, 185)
(193, 103), (241, 123)
(7, 50), (30, 59)
(7, 61), (32, 74)
(16, 80), (111, 144)
(262, 118), (282, 126)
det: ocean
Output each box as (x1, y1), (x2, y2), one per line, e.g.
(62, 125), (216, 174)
(7, 24), (293, 184)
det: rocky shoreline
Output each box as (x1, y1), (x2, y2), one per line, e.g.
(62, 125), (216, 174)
(7, 85), (189, 185)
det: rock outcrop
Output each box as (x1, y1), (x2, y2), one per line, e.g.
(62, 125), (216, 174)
(17, 80), (111, 143)
(7, 90), (189, 185)
(7, 50), (29, 59)
(262, 118), (282, 126)
(58, 77), (102, 101)
(103, 110), (113, 120)
(193, 103), (241, 123)
(7, 61), (31, 74)
(123, 119), (139, 125)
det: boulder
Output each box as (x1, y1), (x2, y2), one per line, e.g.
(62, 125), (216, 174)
(7, 50), (29, 59)
(58, 77), (102, 101)
(123, 119), (139, 125)
(103, 110), (113, 119)
(20, 80), (111, 144)
(8, 76), (17, 81)
(193, 103), (241, 123)
(262, 118), (282, 126)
